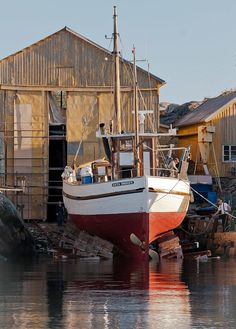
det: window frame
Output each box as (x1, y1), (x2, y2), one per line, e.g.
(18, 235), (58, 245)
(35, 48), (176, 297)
(222, 145), (236, 162)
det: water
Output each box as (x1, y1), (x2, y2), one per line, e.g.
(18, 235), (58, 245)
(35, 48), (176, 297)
(0, 256), (236, 329)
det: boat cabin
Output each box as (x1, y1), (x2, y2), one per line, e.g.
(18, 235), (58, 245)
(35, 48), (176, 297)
(68, 130), (190, 185)
(113, 136), (156, 178)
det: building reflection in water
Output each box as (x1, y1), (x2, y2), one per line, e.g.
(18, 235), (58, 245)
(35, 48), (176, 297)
(0, 257), (191, 329)
(0, 258), (48, 329)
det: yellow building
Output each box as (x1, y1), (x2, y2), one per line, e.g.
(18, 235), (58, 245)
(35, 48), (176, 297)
(174, 91), (236, 179)
(0, 27), (165, 221)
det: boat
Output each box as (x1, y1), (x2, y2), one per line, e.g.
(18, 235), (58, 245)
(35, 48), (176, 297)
(62, 7), (191, 260)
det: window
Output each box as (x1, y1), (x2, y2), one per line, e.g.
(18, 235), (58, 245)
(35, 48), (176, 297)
(52, 91), (67, 109)
(222, 145), (236, 162)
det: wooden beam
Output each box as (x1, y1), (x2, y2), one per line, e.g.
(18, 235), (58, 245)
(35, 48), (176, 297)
(0, 84), (159, 93)
(177, 132), (198, 137)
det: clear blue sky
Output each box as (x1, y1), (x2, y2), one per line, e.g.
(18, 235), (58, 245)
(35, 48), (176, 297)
(1, 0), (236, 104)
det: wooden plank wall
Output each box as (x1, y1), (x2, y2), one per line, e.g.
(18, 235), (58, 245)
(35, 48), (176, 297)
(177, 102), (236, 178)
(0, 29), (160, 89)
(0, 28), (162, 220)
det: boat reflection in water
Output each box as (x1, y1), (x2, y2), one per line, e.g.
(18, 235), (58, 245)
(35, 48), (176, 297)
(0, 257), (191, 329)
(147, 260), (191, 329)
(55, 258), (191, 329)
(3, 257), (236, 328)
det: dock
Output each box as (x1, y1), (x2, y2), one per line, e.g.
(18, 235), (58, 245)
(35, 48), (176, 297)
(176, 211), (236, 258)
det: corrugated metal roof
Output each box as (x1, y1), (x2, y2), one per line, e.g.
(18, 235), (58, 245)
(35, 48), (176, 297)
(174, 91), (236, 127)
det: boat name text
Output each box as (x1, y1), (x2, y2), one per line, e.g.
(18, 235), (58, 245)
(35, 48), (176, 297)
(112, 181), (134, 187)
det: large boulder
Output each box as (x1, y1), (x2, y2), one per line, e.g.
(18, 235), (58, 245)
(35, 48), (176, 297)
(0, 193), (34, 257)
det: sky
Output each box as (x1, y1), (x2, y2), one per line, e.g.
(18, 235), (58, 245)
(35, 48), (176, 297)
(0, 0), (236, 104)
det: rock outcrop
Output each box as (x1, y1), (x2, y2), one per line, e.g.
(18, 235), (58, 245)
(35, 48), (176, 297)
(0, 193), (34, 257)
(160, 101), (200, 126)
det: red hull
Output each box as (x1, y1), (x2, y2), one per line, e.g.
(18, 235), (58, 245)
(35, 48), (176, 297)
(70, 211), (186, 260)
(149, 211), (186, 242)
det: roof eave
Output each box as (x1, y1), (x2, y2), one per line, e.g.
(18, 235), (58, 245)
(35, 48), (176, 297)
(175, 96), (236, 128)
(204, 97), (236, 122)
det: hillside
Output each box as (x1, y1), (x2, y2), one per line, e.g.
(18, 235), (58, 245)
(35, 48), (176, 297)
(160, 101), (200, 126)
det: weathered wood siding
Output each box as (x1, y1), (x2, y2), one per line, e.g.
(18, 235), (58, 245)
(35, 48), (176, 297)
(0, 27), (164, 220)
(0, 90), (48, 220)
(211, 102), (236, 177)
(66, 90), (159, 165)
(0, 28), (161, 89)
(177, 101), (236, 177)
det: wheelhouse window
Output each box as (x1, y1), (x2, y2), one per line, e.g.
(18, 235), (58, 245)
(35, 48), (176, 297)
(222, 145), (236, 162)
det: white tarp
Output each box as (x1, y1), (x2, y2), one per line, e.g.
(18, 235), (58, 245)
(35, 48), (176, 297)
(48, 92), (66, 124)
(14, 103), (32, 173)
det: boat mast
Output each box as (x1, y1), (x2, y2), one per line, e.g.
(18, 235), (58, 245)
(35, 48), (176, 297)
(113, 6), (121, 134)
(133, 47), (141, 176)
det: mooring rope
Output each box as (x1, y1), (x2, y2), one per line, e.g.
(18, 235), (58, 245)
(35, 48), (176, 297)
(189, 184), (236, 220)
(178, 180), (236, 236)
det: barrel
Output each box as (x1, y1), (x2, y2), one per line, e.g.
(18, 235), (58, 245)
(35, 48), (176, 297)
(80, 166), (93, 184)
(81, 175), (93, 184)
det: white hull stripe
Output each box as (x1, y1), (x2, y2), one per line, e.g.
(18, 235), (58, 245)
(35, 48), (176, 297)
(148, 187), (190, 197)
(63, 187), (145, 201)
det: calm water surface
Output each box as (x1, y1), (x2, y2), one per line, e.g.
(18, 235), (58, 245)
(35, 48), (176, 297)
(0, 255), (236, 329)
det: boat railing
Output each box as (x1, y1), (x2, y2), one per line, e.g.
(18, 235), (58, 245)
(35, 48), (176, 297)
(63, 166), (179, 185)
(155, 167), (179, 178)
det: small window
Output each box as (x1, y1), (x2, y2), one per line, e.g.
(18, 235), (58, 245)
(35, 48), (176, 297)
(52, 91), (67, 109)
(231, 146), (236, 161)
(222, 145), (236, 162)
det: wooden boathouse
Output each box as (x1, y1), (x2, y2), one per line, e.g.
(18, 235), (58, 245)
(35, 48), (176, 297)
(0, 26), (165, 221)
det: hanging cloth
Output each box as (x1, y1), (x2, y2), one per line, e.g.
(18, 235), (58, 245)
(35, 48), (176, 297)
(48, 92), (66, 124)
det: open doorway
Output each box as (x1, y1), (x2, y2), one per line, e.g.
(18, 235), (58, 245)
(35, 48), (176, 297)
(47, 124), (67, 221)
